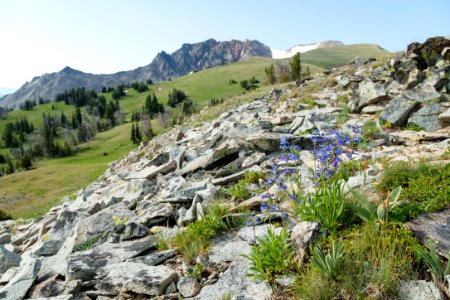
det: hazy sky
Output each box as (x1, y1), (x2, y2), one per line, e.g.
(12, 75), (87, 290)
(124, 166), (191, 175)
(1, 0), (449, 90)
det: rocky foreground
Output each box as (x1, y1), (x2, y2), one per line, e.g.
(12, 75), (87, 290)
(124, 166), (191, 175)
(0, 37), (450, 300)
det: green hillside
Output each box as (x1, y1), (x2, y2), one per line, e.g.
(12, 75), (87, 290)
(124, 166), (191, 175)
(302, 44), (390, 69)
(0, 58), (324, 219)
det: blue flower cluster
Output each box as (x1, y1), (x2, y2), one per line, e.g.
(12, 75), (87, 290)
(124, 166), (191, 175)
(311, 126), (361, 182)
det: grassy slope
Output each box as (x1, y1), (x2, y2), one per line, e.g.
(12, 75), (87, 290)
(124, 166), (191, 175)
(302, 44), (390, 69)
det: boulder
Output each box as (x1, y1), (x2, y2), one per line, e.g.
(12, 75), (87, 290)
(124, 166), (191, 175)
(0, 258), (40, 300)
(407, 103), (443, 132)
(126, 160), (177, 180)
(0, 245), (21, 275)
(34, 210), (86, 256)
(94, 262), (178, 297)
(135, 202), (174, 227)
(67, 235), (156, 281)
(204, 139), (241, 170)
(177, 276), (201, 297)
(404, 82), (441, 103)
(407, 36), (450, 69)
(406, 208), (450, 258)
(397, 280), (444, 300)
(192, 257), (272, 300)
(122, 221), (149, 240)
(357, 80), (389, 111)
(180, 154), (212, 175)
(379, 97), (418, 126)
(361, 105), (385, 114)
(75, 202), (135, 247)
(242, 152), (266, 168)
(291, 221), (321, 264)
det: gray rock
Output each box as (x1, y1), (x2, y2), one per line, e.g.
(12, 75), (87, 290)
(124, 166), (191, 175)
(35, 210), (86, 256)
(126, 249), (176, 266)
(242, 152), (266, 169)
(127, 160), (177, 180)
(122, 221), (149, 240)
(204, 138), (241, 170)
(67, 235), (156, 281)
(275, 275), (296, 287)
(135, 202), (174, 227)
(397, 280), (444, 300)
(75, 202), (135, 247)
(246, 133), (308, 152)
(28, 274), (81, 299)
(237, 224), (282, 245)
(180, 154), (212, 175)
(406, 208), (450, 258)
(357, 80), (389, 110)
(0, 267), (17, 284)
(407, 103), (443, 132)
(174, 179), (209, 198)
(379, 97), (418, 126)
(0, 245), (21, 275)
(0, 233), (11, 244)
(208, 234), (251, 264)
(0, 258), (40, 300)
(291, 221), (321, 250)
(192, 257), (272, 300)
(439, 108), (450, 122)
(361, 105), (385, 114)
(177, 276), (201, 297)
(94, 262), (178, 297)
(404, 82), (441, 103)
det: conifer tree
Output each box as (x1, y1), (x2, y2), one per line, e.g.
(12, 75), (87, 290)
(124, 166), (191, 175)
(290, 52), (302, 82)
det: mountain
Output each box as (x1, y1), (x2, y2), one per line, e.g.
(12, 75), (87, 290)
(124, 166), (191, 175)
(0, 39), (271, 108)
(271, 40), (345, 58)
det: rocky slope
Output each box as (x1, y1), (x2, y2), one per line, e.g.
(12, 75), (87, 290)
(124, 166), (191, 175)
(0, 37), (449, 299)
(0, 39), (271, 108)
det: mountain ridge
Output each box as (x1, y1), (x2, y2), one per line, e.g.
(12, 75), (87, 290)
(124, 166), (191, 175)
(0, 38), (271, 108)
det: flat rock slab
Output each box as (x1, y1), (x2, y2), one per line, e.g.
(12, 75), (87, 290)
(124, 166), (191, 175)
(208, 234), (251, 264)
(93, 262), (178, 297)
(191, 257), (272, 300)
(67, 235), (156, 281)
(237, 224), (282, 245)
(406, 208), (450, 258)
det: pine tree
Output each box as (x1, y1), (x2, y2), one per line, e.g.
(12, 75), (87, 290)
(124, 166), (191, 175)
(135, 123), (142, 143)
(264, 64), (276, 84)
(290, 52), (302, 82)
(131, 123), (136, 144)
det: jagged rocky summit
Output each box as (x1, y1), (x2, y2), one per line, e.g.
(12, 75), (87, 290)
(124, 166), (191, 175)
(0, 37), (449, 299)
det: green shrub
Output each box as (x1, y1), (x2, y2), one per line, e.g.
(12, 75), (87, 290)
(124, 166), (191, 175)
(362, 119), (380, 139)
(226, 180), (250, 200)
(243, 227), (296, 283)
(0, 209), (12, 221)
(294, 176), (350, 233)
(405, 123), (422, 131)
(294, 222), (418, 299)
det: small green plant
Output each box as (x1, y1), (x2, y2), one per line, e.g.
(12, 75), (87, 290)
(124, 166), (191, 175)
(381, 121), (393, 128)
(336, 105), (351, 124)
(156, 233), (170, 251)
(351, 186), (402, 224)
(73, 236), (100, 252)
(362, 119), (380, 139)
(243, 227), (296, 283)
(169, 204), (232, 262)
(186, 262), (205, 281)
(243, 171), (264, 185)
(219, 291), (233, 300)
(415, 242), (450, 296)
(226, 180), (250, 200)
(405, 123), (422, 131)
(294, 176), (349, 233)
(310, 239), (345, 280)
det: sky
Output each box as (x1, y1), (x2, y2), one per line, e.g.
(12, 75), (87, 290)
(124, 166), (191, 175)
(0, 0), (449, 91)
